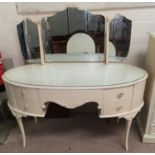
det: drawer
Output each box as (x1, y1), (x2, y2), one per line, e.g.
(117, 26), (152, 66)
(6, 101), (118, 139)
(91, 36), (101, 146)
(14, 87), (38, 101)
(38, 89), (103, 109)
(4, 83), (17, 108)
(13, 86), (44, 115)
(13, 86), (26, 111)
(103, 98), (132, 116)
(104, 86), (133, 102)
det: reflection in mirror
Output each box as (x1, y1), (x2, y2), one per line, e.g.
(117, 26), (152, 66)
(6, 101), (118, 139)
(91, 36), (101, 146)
(41, 7), (105, 62)
(16, 9), (132, 63)
(109, 14), (132, 58)
(67, 33), (96, 54)
(17, 19), (40, 62)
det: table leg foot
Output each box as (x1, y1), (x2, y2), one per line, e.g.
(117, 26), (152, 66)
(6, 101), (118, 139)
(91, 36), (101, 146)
(116, 118), (120, 124)
(34, 117), (38, 123)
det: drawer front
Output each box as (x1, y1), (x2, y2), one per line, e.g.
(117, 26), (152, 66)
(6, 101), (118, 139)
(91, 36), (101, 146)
(4, 83), (17, 108)
(103, 99), (132, 115)
(17, 87), (38, 101)
(13, 86), (43, 115)
(13, 86), (25, 111)
(38, 89), (103, 109)
(104, 86), (133, 102)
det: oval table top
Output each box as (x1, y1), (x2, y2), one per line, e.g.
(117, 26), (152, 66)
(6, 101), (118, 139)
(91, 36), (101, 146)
(3, 63), (148, 88)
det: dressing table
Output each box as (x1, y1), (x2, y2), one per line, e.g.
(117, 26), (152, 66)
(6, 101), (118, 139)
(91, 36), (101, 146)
(3, 7), (148, 151)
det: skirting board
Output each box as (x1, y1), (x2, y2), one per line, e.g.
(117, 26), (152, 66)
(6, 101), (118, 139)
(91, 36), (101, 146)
(143, 134), (155, 143)
(136, 116), (155, 143)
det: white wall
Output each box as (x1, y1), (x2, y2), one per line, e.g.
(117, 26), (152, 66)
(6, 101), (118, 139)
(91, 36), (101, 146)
(0, 2), (155, 67)
(0, 3), (24, 67)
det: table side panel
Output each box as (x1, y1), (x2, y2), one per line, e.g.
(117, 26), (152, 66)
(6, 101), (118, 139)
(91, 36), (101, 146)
(132, 80), (146, 109)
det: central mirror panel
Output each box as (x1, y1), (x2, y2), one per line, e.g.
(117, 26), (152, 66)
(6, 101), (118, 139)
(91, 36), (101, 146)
(41, 7), (105, 62)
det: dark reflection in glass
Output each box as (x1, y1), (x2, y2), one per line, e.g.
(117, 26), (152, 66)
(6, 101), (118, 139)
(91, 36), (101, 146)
(16, 8), (132, 61)
(109, 15), (132, 57)
(17, 19), (40, 60)
(42, 7), (105, 54)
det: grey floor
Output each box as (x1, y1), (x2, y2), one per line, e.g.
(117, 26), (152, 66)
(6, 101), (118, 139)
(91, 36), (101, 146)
(0, 113), (155, 153)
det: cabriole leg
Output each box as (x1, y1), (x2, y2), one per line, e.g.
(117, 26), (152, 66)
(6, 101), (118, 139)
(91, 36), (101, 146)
(16, 117), (26, 147)
(34, 117), (38, 123)
(119, 106), (143, 151)
(125, 119), (132, 151)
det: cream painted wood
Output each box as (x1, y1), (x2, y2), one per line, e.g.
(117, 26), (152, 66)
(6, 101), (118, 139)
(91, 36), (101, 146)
(34, 117), (38, 123)
(38, 89), (103, 109)
(125, 119), (132, 151)
(37, 22), (45, 65)
(119, 106), (144, 151)
(14, 87), (40, 113)
(103, 86), (133, 102)
(6, 104), (27, 147)
(104, 17), (110, 64)
(16, 117), (26, 148)
(103, 99), (132, 116)
(103, 86), (133, 116)
(137, 33), (155, 143)
(2, 63), (148, 150)
(132, 81), (146, 109)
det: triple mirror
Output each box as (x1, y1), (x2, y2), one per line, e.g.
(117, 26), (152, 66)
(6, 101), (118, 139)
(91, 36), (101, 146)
(17, 7), (132, 63)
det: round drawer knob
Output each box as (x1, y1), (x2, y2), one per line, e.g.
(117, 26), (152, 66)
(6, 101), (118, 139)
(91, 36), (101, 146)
(116, 106), (122, 112)
(24, 104), (29, 111)
(118, 93), (124, 99)
(21, 91), (26, 97)
(21, 92), (24, 97)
